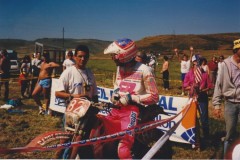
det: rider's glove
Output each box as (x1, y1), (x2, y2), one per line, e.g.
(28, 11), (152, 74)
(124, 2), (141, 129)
(119, 94), (132, 106)
(111, 88), (120, 104)
(131, 95), (141, 104)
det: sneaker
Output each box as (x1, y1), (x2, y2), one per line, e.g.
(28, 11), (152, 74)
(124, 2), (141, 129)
(38, 109), (45, 115)
(47, 109), (53, 116)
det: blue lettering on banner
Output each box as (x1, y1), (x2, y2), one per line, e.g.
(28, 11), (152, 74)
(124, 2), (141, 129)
(110, 90), (113, 97)
(161, 121), (176, 128)
(54, 98), (66, 107)
(155, 115), (176, 132)
(158, 96), (177, 111)
(97, 87), (110, 100)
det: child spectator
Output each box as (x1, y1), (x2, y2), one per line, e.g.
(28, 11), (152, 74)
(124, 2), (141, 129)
(19, 55), (31, 98)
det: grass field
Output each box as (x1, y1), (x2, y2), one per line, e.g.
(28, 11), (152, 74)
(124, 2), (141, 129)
(0, 50), (239, 159)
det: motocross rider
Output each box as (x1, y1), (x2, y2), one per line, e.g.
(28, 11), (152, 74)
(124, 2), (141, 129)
(103, 38), (159, 159)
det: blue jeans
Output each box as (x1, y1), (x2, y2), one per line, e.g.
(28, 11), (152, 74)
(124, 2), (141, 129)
(224, 101), (240, 142)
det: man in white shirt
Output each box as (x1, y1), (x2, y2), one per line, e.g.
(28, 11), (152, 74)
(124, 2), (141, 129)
(62, 50), (75, 70)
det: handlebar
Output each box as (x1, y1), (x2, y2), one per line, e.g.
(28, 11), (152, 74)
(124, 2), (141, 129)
(91, 101), (120, 110)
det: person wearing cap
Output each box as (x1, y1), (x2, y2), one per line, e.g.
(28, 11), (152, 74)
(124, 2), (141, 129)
(62, 50), (75, 70)
(103, 38), (159, 159)
(212, 39), (240, 157)
(183, 54), (213, 146)
(175, 47), (194, 95)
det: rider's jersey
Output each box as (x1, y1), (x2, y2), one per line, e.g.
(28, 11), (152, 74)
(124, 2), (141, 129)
(56, 66), (98, 99)
(115, 62), (159, 105)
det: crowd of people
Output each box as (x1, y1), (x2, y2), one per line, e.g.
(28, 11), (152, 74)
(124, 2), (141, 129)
(0, 38), (239, 159)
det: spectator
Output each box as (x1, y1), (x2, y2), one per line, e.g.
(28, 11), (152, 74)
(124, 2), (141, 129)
(147, 53), (157, 73)
(200, 57), (210, 75)
(217, 55), (224, 75)
(31, 52), (42, 96)
(135, 51), (148, 64)
(161, 55), (169, 90)
(208, 55), (218, 85)
(62, 50), (75, 70)
(55, 45), (98, 159)
(135, 51), (154, 74)
(175, 47), (193, 95)
(32, 52), (60, 115)
(103, 38), (159, 159)
(212, 39), (240, 156)
(55, 45), (98, 103)
(19, 55), (31, 99)
(184, 54), (213, 144)
(0, 49), (11, 101)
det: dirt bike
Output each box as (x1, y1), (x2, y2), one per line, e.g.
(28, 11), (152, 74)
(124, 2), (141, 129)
(28, 97), (172, 159)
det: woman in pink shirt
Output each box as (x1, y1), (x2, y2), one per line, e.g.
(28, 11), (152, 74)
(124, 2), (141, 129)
(184, 55), (213, 141)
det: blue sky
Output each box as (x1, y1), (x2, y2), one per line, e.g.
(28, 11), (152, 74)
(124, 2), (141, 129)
(0, 0), (239, 41)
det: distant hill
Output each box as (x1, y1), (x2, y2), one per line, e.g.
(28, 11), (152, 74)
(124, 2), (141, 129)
(136, 33), (240, 53)
(0, 33), (239, 55)
(0, 38), (111, 55)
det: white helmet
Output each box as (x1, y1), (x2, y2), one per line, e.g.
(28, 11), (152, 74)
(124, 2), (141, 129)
(104, 38), (137, 63)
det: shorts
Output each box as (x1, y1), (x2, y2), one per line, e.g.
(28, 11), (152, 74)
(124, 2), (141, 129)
(39, 78), (51, 88)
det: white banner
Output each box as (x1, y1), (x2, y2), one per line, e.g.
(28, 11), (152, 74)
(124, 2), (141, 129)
(50, 78), (196, 144)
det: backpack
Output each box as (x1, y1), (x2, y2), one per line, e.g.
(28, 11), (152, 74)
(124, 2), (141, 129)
(7, 98), (24, 107)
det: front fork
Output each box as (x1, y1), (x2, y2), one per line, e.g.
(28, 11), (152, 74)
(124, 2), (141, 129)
(69, 116), (90, 159)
